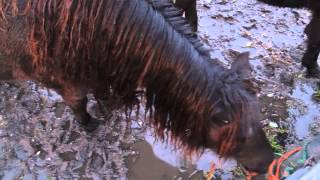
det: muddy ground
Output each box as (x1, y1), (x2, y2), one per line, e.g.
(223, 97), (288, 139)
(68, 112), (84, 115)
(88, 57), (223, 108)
(1, 0), (320, 179)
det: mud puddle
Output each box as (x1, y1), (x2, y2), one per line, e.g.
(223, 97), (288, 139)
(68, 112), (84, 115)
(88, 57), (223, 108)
(127, 141), (205, 180)
(127, 121), (236, 180)
(289, 80), (320, 139)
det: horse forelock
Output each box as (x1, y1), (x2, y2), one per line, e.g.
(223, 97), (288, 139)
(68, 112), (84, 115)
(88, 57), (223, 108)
(216, 83), (258, 156)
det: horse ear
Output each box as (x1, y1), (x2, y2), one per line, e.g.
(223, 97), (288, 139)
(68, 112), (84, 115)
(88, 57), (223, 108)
(231, 52), (252, 79)
(231, 52), (259, 93)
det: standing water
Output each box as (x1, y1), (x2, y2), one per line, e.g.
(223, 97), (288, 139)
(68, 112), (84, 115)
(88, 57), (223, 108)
(289, 80), (320, 139)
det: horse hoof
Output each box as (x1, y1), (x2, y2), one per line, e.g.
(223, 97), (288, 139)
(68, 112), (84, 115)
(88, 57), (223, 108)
(306, 67), (320, 79)
(80, 117), (101, 132)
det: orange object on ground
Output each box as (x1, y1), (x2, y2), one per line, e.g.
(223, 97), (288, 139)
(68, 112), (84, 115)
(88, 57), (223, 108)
(268, 146), (303, 180)
(206, 162), (216, 180)
(206, 146), (303, 180)
(244, 147), (303, 180)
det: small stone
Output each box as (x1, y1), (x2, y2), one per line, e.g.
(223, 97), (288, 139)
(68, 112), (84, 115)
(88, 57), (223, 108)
(269, 122), (278, 128)
(267, 93), (274, 98)
(280, 72), (294, 86)
(35, 151), (41, 156)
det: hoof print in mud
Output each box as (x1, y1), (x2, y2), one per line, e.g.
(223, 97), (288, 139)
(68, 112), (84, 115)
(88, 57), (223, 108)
(279, 72), (294, 86)
(80, 117), (101, 132)
(90, 152), (105, 170)
(59, 151), (77, 161)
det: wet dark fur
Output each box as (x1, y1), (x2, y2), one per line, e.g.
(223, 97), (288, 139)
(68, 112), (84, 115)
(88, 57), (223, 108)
(258, 0), (320, 77)
(0, 0), (273, 173)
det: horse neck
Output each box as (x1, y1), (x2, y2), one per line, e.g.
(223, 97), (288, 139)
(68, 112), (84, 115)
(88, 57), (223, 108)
(107, 0), (226, 85)
(102, 0), (233, 105)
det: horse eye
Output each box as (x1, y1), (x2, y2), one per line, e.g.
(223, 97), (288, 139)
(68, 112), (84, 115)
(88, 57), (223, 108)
(222, 120), (230, 124)
(211, 116), (230, 126)
(211, 111), (230, 125)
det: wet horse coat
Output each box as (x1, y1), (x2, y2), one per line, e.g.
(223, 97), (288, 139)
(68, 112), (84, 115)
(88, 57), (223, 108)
(0, 0), (273, 173)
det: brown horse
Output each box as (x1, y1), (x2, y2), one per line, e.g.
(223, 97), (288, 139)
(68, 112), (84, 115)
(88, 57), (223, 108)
(0, 0), (274, 174)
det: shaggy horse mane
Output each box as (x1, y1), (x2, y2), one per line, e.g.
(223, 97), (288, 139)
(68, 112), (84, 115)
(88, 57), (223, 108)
(0, 0), (251, 157)
(145, 0), (210, 58)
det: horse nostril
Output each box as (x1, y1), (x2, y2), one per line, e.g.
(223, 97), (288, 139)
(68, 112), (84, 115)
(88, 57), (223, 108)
(239, 137), (247, 143)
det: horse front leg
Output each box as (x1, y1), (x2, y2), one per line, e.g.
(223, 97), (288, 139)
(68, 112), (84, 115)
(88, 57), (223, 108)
(174, 0), (198, 32)
(60, 85), (101, 132)
(184, 0), (197, 32)
(302, 15), (320, 78)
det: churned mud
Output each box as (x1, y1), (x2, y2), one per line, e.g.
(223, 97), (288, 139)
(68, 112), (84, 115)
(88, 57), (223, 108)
(0, 82), (135, 179)
(1, 0), (320, 179)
